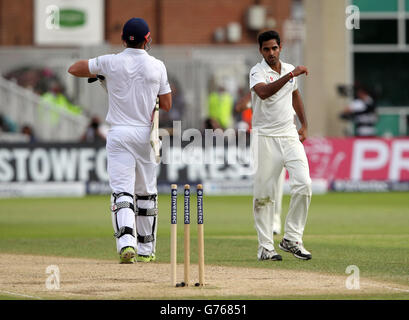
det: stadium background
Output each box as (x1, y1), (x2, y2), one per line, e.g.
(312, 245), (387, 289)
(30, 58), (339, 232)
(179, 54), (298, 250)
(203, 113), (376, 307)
(0, 0), (408, 195)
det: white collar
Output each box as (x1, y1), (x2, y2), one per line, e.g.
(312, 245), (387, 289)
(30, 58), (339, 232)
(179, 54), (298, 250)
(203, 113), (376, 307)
(261, 59), (285, 75)
(123, 48), (147, 55)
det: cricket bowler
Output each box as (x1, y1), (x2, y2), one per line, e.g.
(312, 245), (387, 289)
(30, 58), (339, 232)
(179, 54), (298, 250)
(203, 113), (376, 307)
(250, 30), (312, 261)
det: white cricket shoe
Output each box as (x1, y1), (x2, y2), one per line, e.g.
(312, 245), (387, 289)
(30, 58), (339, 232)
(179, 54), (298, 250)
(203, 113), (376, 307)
(258, 248), (282, 261)
(279, 238), (312, 260)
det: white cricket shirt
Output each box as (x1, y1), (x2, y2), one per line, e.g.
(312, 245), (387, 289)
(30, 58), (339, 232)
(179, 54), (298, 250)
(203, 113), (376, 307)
(89, 48), (171, 127)
(249, 59), (298, 137)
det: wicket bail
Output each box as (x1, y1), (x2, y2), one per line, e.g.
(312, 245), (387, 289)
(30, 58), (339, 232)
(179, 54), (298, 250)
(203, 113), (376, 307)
(170, 183), (205, 288)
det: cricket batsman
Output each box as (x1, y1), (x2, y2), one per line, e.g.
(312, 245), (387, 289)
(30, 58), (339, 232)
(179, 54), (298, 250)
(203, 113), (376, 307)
(68, 18), (172, 263)
(250, 30), (312, 261)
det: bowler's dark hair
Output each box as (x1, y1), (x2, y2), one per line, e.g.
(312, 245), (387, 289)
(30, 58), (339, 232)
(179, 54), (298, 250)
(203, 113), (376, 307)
(258, 30), (281, 49)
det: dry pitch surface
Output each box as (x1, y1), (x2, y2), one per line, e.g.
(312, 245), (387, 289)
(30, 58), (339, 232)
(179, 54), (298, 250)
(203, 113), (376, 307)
(1, 254), (409, 299)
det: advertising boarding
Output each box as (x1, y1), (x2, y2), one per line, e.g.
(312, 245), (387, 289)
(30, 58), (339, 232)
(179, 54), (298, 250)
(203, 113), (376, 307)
(0, 137), (408, 197)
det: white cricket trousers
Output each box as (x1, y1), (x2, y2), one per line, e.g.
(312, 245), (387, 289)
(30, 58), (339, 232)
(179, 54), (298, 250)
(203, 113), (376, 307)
(273, 168), (285, 234)
(106, 125), (158, 256)
(253, 136), (312, 256)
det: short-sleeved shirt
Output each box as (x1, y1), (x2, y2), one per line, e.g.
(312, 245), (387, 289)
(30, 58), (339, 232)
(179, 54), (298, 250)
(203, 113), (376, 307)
(249, 59), (298, 137)
(89, 48), (171, 127)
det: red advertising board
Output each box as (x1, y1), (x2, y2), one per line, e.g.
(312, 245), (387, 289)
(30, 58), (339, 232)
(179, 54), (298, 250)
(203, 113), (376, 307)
(303, 137), (409, 182)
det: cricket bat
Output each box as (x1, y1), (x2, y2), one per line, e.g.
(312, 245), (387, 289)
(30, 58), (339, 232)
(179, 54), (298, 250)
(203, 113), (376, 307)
(150, 98), (161, 164)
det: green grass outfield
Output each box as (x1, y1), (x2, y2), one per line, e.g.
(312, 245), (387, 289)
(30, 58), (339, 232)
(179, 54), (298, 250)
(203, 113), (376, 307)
(0, 192), (409, 299)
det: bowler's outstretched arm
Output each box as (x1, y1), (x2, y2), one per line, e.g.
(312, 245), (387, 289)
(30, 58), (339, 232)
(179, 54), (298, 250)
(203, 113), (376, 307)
(253, 66), (308, 100)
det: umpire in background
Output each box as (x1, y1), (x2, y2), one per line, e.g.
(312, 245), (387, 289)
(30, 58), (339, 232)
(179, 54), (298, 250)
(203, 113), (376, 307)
(68, 18), (172, 263)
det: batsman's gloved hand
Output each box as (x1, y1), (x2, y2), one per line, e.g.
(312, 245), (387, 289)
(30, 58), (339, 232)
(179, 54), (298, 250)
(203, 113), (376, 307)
(87, 74), (105, 83)
(88, 75), (107, 92)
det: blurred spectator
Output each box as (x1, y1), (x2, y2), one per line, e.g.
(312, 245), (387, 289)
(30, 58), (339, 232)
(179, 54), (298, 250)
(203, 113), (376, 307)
(0, 114), (8, 132)
(81, 116), (106, 143)
(203, 117), (222, 130)
(21, 124), (36, 143)
(207, 85), (233, 130)
(159, 78), (185, 130)
(339, 85), (377, 137)
(5, 66), (83, 119)
(0, 113), (18, 132)
(234, 91), (252, 132)
(41, 81), (82, 115)
(233, 87), (245, 124)
(5, 66), (62, 95)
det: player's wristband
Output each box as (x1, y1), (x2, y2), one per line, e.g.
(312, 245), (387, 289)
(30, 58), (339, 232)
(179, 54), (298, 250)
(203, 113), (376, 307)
(289, 71), (294, 79)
